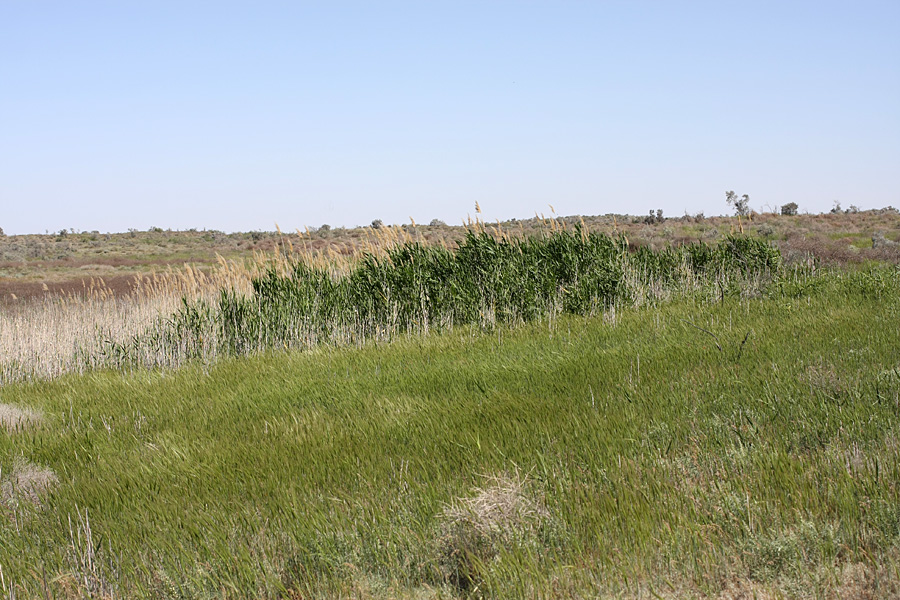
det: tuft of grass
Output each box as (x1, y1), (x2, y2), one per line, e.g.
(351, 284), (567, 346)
(1, 457), (57, 509)
(437, 471), (554, 593)
(0, 403), (43, 433)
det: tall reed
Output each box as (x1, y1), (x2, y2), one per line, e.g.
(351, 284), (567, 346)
(0, 228), (781, 383)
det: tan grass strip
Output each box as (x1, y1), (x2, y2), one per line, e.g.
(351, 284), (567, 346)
(0, 403), (43, 433)
(1, 458), (58, 507)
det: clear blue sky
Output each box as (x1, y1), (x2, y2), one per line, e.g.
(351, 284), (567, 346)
(2, 1), (898, 234)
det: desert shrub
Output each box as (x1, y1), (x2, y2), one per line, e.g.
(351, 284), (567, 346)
(643, 209), (664, 224)
(781, 202), (799, 216)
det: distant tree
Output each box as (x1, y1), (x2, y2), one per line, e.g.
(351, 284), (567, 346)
(0, 226), (5, 236)
(319, 224), (331, 232)
(781, 202), (798, 216)
(830, 201), (842, 214)
(429, 219), (446, 227)
(726, 191), (750, 217)
(370, 219), (383, 229)
(643, 209), (664, 225)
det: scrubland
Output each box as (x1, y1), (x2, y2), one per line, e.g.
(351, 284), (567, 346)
(0, 212), (898, 598)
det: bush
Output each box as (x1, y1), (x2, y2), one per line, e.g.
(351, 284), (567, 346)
(370, 219), (383, 229)
(643, 209), (664, 224)
(781, 202), (799, 216)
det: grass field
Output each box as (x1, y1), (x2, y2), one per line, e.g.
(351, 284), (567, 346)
(2, 257), (899, 598)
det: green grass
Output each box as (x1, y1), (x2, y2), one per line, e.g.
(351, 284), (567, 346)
(1, 268), (899, 598)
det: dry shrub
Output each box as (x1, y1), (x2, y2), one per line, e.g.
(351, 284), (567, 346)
(437, 471), (552, 592)
(0, 403), (42, 433)
(1, 457), (58, 508)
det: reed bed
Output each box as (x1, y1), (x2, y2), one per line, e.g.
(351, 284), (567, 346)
(0, 259), (257, 384)
(0, 224), (782, 385)
(96, 229), (782, 375)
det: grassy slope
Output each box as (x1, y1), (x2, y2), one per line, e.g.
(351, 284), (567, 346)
(1, 269), (899, 598)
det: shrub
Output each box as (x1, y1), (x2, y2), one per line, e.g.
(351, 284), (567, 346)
(781, 202), (799, 216)
(643, 209), (664, 224)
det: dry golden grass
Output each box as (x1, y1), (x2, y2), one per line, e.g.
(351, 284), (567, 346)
(1, 457), (58, 508)
(0, 257), (256, 383)
(0, 226), (426, 384)
(0, 403), (42, 433)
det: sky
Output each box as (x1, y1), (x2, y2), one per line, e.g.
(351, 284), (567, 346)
(2, 1), (899, 235)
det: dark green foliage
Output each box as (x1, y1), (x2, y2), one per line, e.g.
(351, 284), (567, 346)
(781, 202), (799, 216)
(162, 231), (781, 359)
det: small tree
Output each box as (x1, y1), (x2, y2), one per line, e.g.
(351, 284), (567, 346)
(370, 219), (383, 229)
(726, 191), (750, 217)
(781, 202), (798, 216)
(643, 209), (664, 225)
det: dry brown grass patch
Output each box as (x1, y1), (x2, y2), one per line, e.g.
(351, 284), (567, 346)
(437, 471), (552, 592)
(0, 403), (43, 433)
(1, 457), (58, 508)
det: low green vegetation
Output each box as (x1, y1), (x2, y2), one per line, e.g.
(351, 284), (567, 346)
(1, 254), (898, 597)
(103, 231), (781, 371)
